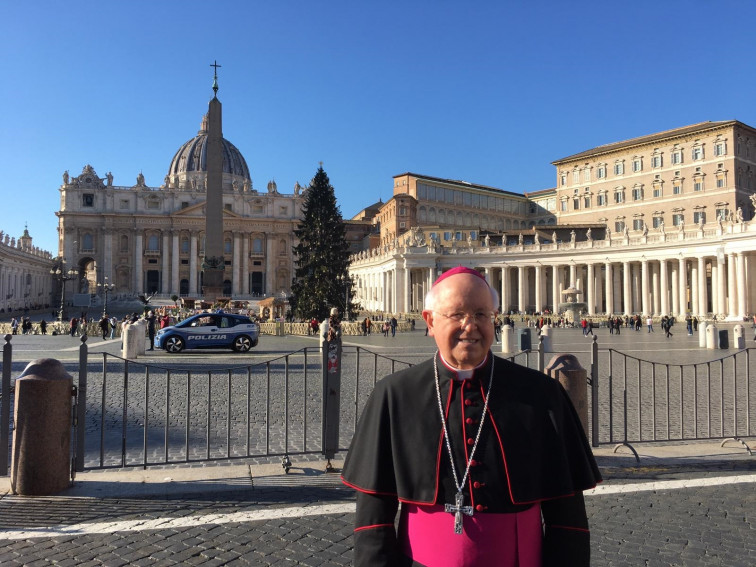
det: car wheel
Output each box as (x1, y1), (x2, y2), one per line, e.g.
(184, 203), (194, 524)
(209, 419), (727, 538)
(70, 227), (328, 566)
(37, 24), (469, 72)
(233, 335), (252, 352)
(165, 336), (185, 353)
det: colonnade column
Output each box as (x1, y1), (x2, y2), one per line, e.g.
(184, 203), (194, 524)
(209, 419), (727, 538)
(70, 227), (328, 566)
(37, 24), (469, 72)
(605, 262), (614, 314)
(534, 265), (543, 313)
(402, 263), (410, 314)
(659, 259), (669, 315)
(103, 230), (113, 283)
(189, 233), (198, 295)
(727, 252), (737, 318)
(586, 263), (595, 315)
(518, 266), (525, 313)
(736, 253), (747, 318)
(266, 236), (275, 296)
(501, 266), (510, 314)
(134, 233), (143, 294)
(678, 257), (687, 316)
(622, 261), (631, 315)
(641, 258), (649, 316)
(697, 256), (707, 316)
(552, 266), (560, 315)
(716, 254), (726, 318)
(651, 263), (660, 315)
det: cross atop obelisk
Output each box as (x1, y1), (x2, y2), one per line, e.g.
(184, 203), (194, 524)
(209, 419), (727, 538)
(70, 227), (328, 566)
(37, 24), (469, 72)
(210, 60), (221, 97)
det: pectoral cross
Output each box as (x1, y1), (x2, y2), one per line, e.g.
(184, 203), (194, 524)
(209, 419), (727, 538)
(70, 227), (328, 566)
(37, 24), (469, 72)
(444, 491), (473, 535)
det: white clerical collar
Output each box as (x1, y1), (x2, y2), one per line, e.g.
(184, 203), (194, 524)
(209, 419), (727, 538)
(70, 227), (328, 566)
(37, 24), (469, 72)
(439, 352), (489, 381)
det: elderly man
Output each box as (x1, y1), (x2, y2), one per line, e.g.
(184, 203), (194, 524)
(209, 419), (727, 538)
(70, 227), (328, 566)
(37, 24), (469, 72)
(342, 266), (601, 566)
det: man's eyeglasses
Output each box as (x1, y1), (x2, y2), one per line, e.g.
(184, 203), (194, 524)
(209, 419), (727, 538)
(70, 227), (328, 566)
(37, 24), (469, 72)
(433, 311), (494, 326)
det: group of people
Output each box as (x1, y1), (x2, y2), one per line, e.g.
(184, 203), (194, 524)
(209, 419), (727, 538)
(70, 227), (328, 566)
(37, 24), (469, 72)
(10, 316), (45, 335)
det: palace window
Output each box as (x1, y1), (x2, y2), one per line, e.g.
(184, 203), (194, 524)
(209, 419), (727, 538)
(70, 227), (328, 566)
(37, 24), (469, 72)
(672, 213), (684, 226)
(584, 194), (591, 208)
(147, 235), (159, 251)
(692, 145), (704, 161)
(714, 140), (726, 156)
(596, 165), (606, 179)
(632, 185), (643, 201)
(83, 194), (94, 207)
(652, 215), (664, 228)
(673, 183), (682, 195)
(82, 233), (94, 252)
(614, 160), (625, 175)
(252, 238), (263, 254)
(715, 207), (729, 221)
(181, 238), (189, 253)
(614, 188), (625, 203)
(693, 211), (706, 224)
(694, 179), (703, 192)
(632, 157), (642, 172)
(561, 173), (568, 186)
(224, 239), (232, 254)
(583, 168), (591, 182)
(651, 151), (663, 168)
(671, 149), (682, 165)
(614, 220), (625, 233)
(120, 235), (129, 253)
(633, 218), (644, 231)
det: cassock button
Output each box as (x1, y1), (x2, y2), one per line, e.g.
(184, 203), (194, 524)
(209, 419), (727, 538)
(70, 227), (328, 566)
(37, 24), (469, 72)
(475, 504), (488, 512)
(464, 382), (472, 390)
(466, 438), (474, 446)
(465, 417), (475, 425)
(469, 459), (479, 467)
(473, 481), (481, 489)
(464, 399), (477, 407)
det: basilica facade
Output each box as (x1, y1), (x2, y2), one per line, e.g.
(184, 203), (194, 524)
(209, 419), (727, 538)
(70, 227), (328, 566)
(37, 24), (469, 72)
(56, 114), (305, 300)
(349, 121), (756, 321)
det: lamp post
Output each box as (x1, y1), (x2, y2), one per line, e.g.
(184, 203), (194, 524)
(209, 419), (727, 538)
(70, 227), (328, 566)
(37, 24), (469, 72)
(98, 277), (116, 316)
(50, 262), (78, 322)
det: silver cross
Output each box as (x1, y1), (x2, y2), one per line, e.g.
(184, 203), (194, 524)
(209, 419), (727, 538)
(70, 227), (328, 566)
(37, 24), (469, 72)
(444, 491), (474, 534)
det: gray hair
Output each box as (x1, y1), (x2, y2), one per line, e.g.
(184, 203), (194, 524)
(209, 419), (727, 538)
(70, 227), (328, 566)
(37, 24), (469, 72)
(424, 281), (500, 313)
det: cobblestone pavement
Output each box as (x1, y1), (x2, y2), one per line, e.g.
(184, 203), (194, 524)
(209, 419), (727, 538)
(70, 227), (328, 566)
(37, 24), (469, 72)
(2, 325), (756, 565)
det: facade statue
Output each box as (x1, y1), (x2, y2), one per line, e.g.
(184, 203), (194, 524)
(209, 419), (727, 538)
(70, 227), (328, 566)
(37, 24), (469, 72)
(750, 192), (756, 211)
(736, 207), (743, 222)
(232, 178), (240, 192)
(586, 228), (592, 241)
(623, 225), (629, 237)
(136, 172), (145, 186)
(534, 232), (540, 244)
(552, 231), (557, 243)
(642, 224), (648, 236)
(570, 229), (576, 243)
(483, 234), (490, 247)
(267, 180), (278, 193)
(294, 182), (303, 195)
(63, 170), (69, 185)
(518, 233), (523, 245)
(678, 220), (685, 232)
(467, 234), (473, 247)
(659, 220), (665, 234)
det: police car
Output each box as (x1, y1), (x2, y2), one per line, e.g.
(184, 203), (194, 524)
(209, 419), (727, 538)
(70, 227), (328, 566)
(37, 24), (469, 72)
(155, 313), (260, 353)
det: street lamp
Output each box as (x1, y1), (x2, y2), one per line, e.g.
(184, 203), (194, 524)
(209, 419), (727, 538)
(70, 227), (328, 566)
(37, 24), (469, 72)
(50, 262), (78, 322)
(97, 277), (116, 316)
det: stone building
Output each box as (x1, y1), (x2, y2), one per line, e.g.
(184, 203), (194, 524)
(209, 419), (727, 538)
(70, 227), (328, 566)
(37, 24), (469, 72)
(348, 122), (756, 320)
(0, 227), (54, 315)
(56, 111), (305, 300)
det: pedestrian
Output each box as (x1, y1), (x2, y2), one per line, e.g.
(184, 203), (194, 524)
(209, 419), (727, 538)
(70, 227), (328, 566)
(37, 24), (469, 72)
(494, 315), (502, 343)
(581, 317), (588, 336)
(99, 314), (111, 339)
(342, 266), (601, 566)
(390, 316), (397, 337)
(646, 316), (654, 333)
(685, 314), (693, 336)
(70, 316), (78, 337)
(361, 318), (368, 336)
(692, 316), (698, 332)
(146, 310), (156, 350)
(110, 315), (118, 339)
(383, 320), (390, 337)
(365, 317), (372, 335)
(39, 319), (47, 335)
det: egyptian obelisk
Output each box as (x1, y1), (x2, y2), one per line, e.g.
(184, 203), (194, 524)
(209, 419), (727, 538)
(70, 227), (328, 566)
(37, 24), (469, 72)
(202, 61), (225, 301)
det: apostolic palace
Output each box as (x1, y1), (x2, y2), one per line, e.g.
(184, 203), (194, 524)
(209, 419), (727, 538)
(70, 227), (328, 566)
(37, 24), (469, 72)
(2, 90), (756, 323)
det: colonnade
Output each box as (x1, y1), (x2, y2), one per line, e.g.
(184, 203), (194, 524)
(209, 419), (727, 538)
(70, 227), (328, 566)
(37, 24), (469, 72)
(352, 251), (754, 320)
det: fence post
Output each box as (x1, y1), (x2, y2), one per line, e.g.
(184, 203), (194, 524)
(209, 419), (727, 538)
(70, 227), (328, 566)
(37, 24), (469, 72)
(75, 335), (88, 472)
(590, 335), (599, 447)
(1, 335), (11, 476)
(322, 336), (342, 471)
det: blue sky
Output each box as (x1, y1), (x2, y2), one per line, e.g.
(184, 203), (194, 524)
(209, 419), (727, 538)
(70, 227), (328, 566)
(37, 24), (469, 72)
(3, 0), (756, 254)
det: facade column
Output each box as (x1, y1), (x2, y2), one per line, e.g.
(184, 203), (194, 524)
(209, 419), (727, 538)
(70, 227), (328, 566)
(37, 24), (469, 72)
(678, 257), (687, 316)
(586, 263), (595, 315)
(569, 263), (576, 287)
(670, 264), (679, 316)
(242, 234), (249, 296)
(594, 265), (603, 314)
(232, 232), (241, 296)
(659, 259), (669, 315)
(161, 232), (170, 294)
(727, 252), (737, 318)
(631, 263), (641, 314)
(697, 256), (707, 316)
(266, 236), (275, 296)
(641, 259), (649, 316)
(134, 233), (143, 294)
(403, 263), (410, 314)
(622, 261), (632, 315)
(651, 262), (660, 315)
(171, 232), (180, 294)
(189, 233), (198, 295)
(605, 262), (614, 314)
(103, 230), (113, 283)
(736, 253), (747, 317)
(517, 266), (525, 313)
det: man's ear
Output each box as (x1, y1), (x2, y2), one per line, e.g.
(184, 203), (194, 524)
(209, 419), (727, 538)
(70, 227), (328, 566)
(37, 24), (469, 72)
(422, 310), (434, 336)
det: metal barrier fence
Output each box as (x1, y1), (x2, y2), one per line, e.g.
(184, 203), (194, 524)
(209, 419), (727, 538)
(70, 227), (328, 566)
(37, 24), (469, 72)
(591, 344), (755, 458)
(75, 345), (414, 471)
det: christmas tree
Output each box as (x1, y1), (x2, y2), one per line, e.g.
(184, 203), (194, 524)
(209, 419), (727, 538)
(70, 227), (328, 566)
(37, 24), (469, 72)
(290, 166), (355, 321)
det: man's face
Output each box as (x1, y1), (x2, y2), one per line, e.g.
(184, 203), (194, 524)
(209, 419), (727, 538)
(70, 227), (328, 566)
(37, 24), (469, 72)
(422, 274), (495, 369)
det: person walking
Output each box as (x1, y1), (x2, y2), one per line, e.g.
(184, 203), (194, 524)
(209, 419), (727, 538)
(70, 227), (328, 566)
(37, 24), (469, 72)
(390, 316), (398, 337)
(99, 314), (111, 339)
(109, 315), (118, 339)
(70, 317), (78, 337)
(646, 316), (654, 333)
(39, 319), (47, 335)
(10, 317), (18, 335)
(146, 310), (157, 350)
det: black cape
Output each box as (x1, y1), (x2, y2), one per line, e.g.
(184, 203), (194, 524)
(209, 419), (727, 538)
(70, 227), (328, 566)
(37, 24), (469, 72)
(342, 353), (601, 507)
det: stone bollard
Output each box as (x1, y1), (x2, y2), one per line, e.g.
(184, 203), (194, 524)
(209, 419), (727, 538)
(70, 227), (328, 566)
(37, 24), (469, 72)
(706, 324), (718, 349)
(11, 359), (72, 495)
(733, 324), (745, 349)
(698, 321), (707, 348)
(546, 354), (589, 437)
(135, 320), (148, 355)
(122, 323), (139, 359)
(540, 325), (552, 353)
(500, 326), (512, 353)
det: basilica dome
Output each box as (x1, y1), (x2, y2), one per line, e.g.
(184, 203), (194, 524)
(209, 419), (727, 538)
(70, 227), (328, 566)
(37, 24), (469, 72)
(166, 114), (251, 191)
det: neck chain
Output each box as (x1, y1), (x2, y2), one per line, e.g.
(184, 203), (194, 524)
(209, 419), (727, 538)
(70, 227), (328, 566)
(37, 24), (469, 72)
(433, 352), (494, 534)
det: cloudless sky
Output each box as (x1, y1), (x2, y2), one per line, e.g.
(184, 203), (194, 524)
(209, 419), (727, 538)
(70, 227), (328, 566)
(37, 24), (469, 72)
(3, 0), (756, 254)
